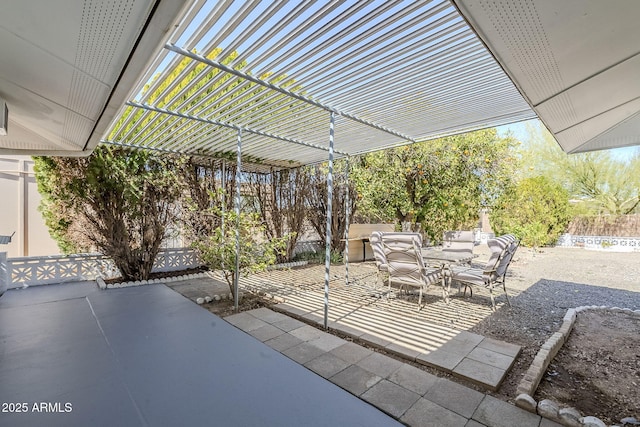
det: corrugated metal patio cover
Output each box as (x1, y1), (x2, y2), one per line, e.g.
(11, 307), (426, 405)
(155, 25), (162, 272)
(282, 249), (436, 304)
(104, 0), (535, 169)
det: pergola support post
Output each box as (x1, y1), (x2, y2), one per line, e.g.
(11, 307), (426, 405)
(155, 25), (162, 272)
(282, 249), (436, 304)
(234, 130), (242, 311)
(344, 156), (350, 286)
(323, 112), (335, 329)
(221, 160), (226, 236)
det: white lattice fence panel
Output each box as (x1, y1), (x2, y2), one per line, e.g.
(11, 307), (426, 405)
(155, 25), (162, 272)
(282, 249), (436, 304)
(6, 248), (201, 288)
(557, 234), (640, 252)
(7, 254), (111, 288)
(153, 248), (201, 272)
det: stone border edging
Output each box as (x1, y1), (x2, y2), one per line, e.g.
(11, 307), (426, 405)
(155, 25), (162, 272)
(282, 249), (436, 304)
(97, 272), (210, 290)
(515, 305), (640, 427)
(267, 260), (309, 270)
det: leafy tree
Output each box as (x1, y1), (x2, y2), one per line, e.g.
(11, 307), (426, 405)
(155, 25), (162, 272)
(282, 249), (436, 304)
(186, 190), (290, 296)
(491, 176), (572, 247)
(34, 146), (182, 280)
(519, 122), (640, 214)
(351, 129), (517, 243)
(305, 161), (356, 255)
(247, 167), (310, 262)
(178, 156), (238, 241)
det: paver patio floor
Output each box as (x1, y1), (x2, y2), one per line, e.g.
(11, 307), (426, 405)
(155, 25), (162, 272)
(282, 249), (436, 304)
(214, 262), (523, 390)
(227, 307), (561, 427)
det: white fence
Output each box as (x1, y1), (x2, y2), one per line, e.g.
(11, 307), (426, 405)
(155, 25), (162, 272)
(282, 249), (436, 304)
(556, 234), (640, 252)
(5, 248), (202, 289)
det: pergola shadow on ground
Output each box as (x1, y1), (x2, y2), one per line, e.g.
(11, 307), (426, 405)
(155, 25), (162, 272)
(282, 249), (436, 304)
(198, 262), (522, 391)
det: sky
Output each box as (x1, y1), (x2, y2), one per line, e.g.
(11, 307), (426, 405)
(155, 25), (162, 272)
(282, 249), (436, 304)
(497, 119), (639, 162)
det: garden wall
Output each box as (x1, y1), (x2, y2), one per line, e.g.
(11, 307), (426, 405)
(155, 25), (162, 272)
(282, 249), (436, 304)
(558, 215), (640, 252)
(566, 214), (640, 237)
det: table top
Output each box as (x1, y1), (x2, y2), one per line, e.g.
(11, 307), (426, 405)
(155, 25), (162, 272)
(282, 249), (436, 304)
(421, 248), (475, 264)
(341, 236), (370, 241)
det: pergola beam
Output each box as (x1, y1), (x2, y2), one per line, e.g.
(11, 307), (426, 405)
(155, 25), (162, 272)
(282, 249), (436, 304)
(165, 44), (417, 144)
(124, 101), (350, 156)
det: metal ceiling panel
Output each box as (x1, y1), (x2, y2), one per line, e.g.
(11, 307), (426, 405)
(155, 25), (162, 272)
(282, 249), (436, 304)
(0, 0), (190, 156)
(454, 0), (640, 154)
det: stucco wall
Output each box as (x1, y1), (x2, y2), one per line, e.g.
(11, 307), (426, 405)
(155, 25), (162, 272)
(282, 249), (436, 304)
(0, 155), (60, 257)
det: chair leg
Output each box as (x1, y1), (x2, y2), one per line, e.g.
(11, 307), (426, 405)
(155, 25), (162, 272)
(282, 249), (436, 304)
(461, 284), (472, 298)
(418, 287), (423, 311)
(503, 281), (511, 307)
(488, 283), (496, 311)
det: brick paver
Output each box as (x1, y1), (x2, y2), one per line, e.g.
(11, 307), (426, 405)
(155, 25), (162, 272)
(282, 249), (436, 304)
(227, 308), (545, 427)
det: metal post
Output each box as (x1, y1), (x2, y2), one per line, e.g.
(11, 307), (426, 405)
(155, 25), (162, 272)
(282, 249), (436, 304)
(234, 130), (242, 310)
(221, 160), (226, 236)
(0, 252), (8, 296)
(344, 156), (350, 286)
(324, 112), (335, 329)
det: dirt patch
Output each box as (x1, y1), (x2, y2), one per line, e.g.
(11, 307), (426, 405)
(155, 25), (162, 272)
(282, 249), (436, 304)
(468, 247), (639, 415)
(204, 292), (277, 318)
(534, 310), (640, 424)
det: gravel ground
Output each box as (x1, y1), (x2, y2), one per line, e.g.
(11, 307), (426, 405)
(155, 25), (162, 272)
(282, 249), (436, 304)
(469, 245), (640, 400)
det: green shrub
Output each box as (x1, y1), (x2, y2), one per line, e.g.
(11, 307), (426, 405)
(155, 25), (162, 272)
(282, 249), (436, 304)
(491, 176), (572, 247)
(293, 250), (343, 264)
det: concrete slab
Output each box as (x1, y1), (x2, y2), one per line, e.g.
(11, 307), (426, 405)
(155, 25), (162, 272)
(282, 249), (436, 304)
(248, 323), (286, 342)
(329, 321), (367, 338)
(360, 332), (394, 348)
(239, 264), (527, 392)
(453, 358), (507, 391)
(330, 342), (374, 364)
(361, 380), (420, 418)
(224, 311), (268, 331)
(247, 306), (290, 323)
(452, 331), (485, 347)
(272, 316), (306, 332)
(304, 352), (351, 379)
(302, 312), (324, 325)
(416, 341), (467, 371)
(401, 398), (469, 427)
(1, 284), (401, 426)
(465, 420), (488, 427)
(307, 333), (347, 352)
(289, 324), (326, 341)
(424, 378), (485, 418)
(476, 337), (521, 358)
(385, 341), (422, 360)
(357, 352), (404, 378)
(472, 395), (541, 427)
(388, 364), (439, 396)
(466, 346), (516, 371)
(264, 332), (304, 352)
(453, 358), (506, 391)
(273, 302), (307, 317)
(330, 364), (382, 396)
(282, 341), (328, 364)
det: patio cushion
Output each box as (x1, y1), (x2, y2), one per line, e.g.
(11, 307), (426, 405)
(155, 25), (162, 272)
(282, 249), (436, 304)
(442, 230), (475, 259)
